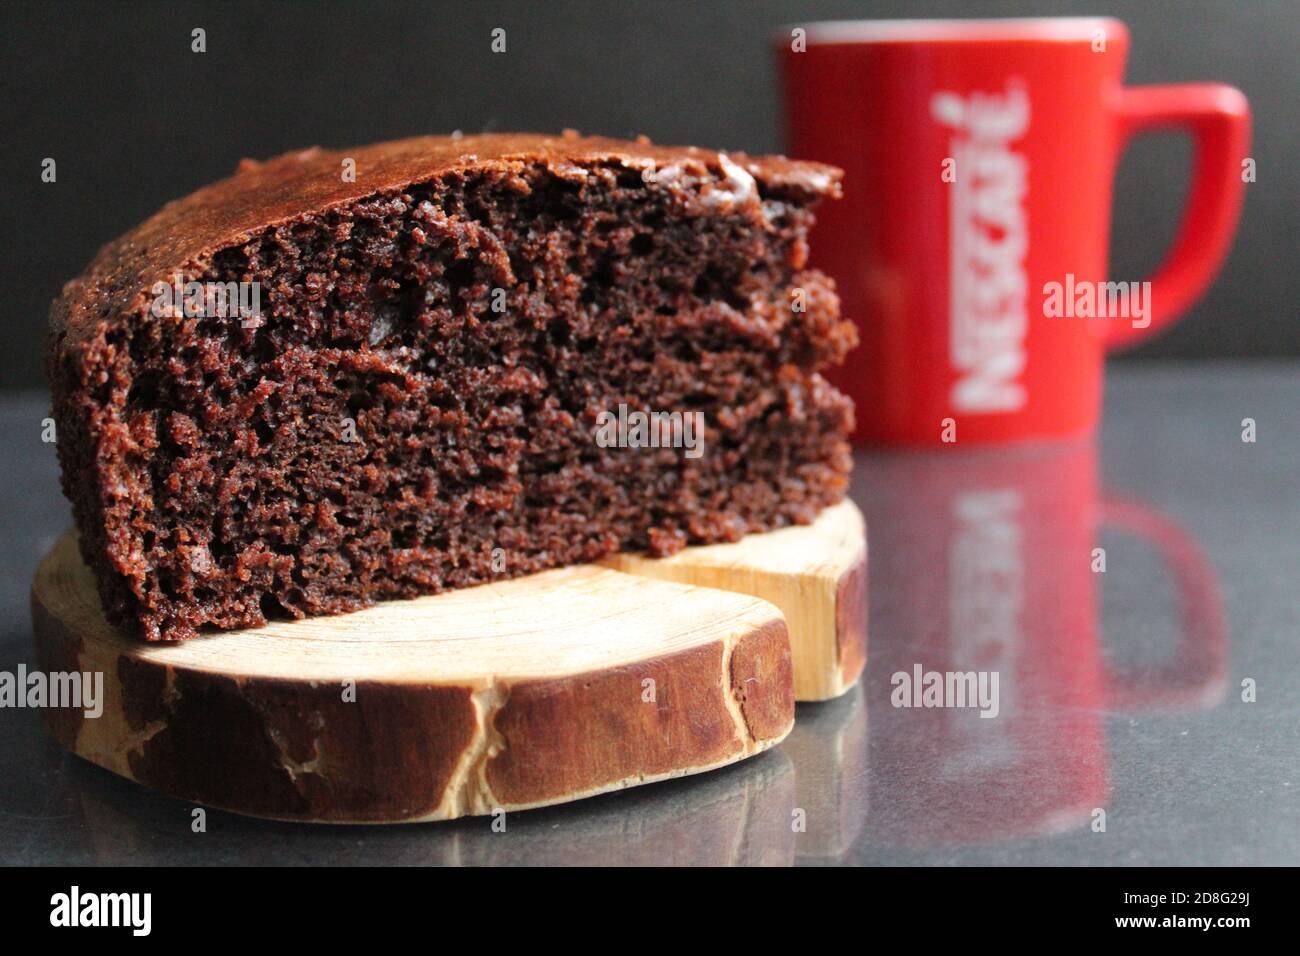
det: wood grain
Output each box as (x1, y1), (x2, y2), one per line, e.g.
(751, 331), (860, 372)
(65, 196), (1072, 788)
(31, 532), (794, 824)
(602, 499), (868, 701)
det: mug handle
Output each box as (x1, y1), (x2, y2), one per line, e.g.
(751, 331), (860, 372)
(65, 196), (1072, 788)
(1098, 495), (1229, 712)
(1102, 84), (1251, 351)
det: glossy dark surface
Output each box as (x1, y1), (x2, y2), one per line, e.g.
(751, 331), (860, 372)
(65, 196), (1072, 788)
(2, 364), (1296, 865)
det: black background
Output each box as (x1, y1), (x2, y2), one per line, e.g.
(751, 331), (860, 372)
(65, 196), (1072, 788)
(3, 865), (1279, 932)
(2, 0), (1295, 391)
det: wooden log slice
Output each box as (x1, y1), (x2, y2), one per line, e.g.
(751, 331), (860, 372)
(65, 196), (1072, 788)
(31, 532), (794, 824)
(602, 499), (868, 701)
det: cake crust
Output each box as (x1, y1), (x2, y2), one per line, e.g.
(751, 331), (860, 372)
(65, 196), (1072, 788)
(50, 132), (840, 351)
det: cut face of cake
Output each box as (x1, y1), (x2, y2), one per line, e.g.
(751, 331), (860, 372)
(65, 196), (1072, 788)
(47, 133), (855, 641)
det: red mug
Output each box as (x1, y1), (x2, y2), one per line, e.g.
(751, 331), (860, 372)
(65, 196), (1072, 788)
(778, 18), (1251, 445)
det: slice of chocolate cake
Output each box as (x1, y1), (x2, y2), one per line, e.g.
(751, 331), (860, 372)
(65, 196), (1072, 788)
(47, 132), (855, 641)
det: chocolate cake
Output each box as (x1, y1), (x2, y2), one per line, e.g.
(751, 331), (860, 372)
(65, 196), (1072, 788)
(47, 132), (855, 641)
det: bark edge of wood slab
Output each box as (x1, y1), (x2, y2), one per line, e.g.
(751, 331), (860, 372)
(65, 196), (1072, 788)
(602, 499), (867, 701)
(31, 532), (794, 824)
